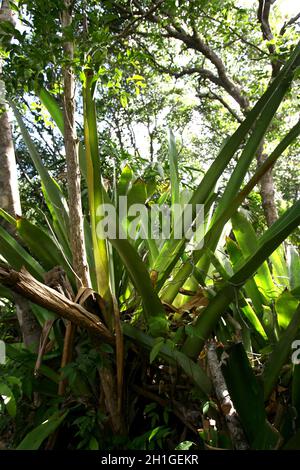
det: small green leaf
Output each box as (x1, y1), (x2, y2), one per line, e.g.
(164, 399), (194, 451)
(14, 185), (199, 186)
(150, 337), (165, 364)
(17, 411), (68, 450)
(120, 92), (128, 108)
(175, 441), (195, 450)
(275, 290), (299, 329)
(0, 383), (16, 417)
(88, 436), (99, 450)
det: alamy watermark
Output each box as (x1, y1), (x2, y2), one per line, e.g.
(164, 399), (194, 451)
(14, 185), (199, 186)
(95, 198), (204, 250)
(0, 79), (5, 105)
(0, 340), (5, 365)
(292, 340), (300, 365)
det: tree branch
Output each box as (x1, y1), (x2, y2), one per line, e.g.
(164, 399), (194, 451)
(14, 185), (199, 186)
(117, 0), (166, 39)
(197, 90), (243, 123)
(140, 44), (231, 95)
(122, 0), (249, 110)
(207, 341), (249, 450)
(257, 0), (281, 77)
(197, 11), (269, 58)
(280, 11), (300, 36)
(0, 263), (114, 344)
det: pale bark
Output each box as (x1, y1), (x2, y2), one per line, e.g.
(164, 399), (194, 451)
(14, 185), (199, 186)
(0, 263), (114, 344)
(0, 110), (21, 220)
(60, 2), (121, 433)
(0, 0), (41, 351)
(0, 0), (21, 221)
(207, 341), (249, 450)
(256, 146), (278, 227)
(256, 0), (282, 226)
(14, 293), (41, 349)
(61, 0), (90, 288)
(57, 1), (91, 400)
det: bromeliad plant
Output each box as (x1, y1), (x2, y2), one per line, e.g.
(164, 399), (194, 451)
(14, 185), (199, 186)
(0, 41), (300, 449)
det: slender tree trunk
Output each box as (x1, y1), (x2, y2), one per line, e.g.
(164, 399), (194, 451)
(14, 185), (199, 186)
(256, 145), (278, 227)
(61, 0), (90, 288)
(0, 109), (21, 220)
(0, 0), (42, 351)
(60, 3), (123, 433)
(0, 1), (21, 222)
(207, 342), (249, 449)
(253, 0), (281, 226)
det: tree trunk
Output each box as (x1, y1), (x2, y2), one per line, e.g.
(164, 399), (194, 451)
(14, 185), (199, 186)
(60, 2), (123, 433)
(255, 0), (280, 227)
(256, 146), (278, 227)
(0, 1), (21, 222)
(207, 341), (249, 450)
(0, 109), (21, 221)
(0, 0), (41, 351)
(61, 0), (90, 288)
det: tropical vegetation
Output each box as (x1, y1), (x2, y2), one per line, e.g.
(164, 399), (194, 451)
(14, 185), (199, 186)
(0, 0), (300, 451)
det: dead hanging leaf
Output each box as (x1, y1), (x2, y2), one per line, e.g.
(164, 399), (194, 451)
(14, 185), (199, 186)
(74, 286), (106, 319)
(265, 390), (278, 415)
(199, 349), (207, 361)
(179, 288), (209, 313)
(34, 319), (55, 376)
(74, 286), (96, 305)
(58, 321), (76, 396)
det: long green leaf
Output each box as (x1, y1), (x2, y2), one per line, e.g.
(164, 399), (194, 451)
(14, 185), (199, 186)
(269, 245), (289, 290)
(222, 342), (280, 449)
(39, 87), (87, 180)
(231, 211), (278, 301)
(152, 42), (300, 289)
(0, 283), (13, 299)
(0, 225), (44, 280)
(16, 411), (68, 450)
(275, 290), (299, 329)
(110, 238), (169, 336)
(208, 248), (267, 339)
(182, 200), (300, 358)
(211, 76), (292, 224)
(116, 164), (134, 198)
(123, 323), (211, 396)
(263, 304), (300, 400)
(0, 208), (16, 227)
(83, 69), (168, 335)
(226, 236), (265, 315)
(16, 217), (75, 285)
(162, 119), (300, 302)
(11, 103), (69, 243)
(83, 69), (111, 315)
